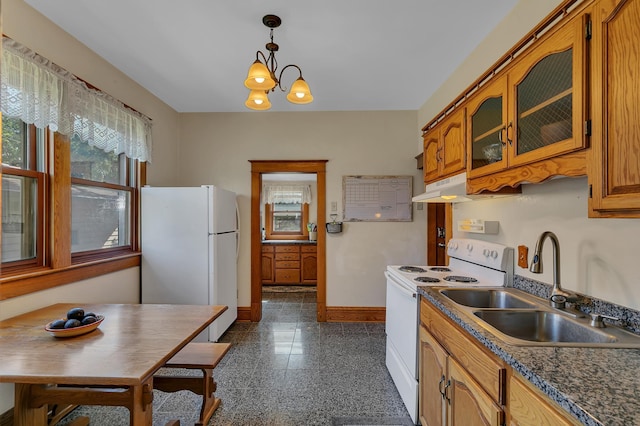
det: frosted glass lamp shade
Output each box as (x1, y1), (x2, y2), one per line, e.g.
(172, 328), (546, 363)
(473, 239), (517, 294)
(245, 90), (272, 110)
(286, 77), (313, 104)
(244, 60), (276, 90)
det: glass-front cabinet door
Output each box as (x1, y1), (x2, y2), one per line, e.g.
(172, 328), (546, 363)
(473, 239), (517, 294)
(467, 77), (509, 179)
(467, 15), (588, 180)
(507, 16), (587, 168)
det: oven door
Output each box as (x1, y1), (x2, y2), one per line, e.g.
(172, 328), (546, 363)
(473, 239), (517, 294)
(385, 271), (419, 423)
(385, 271), (418, 377)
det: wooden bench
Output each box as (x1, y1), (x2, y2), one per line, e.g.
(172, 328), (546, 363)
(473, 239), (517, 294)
(154, 342), (232, 426)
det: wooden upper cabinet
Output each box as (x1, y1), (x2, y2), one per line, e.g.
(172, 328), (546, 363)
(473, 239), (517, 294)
(467, 77), (509, 179)
(423, 128), (441, 183)
(507, 15), (588, 168)
(588, 0), (640, 217)
(468, 13), (589, 182)
(423, 108), (466, 184)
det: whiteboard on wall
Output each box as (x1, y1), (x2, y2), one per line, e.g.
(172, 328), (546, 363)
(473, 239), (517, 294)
(342, 175), (413, 222)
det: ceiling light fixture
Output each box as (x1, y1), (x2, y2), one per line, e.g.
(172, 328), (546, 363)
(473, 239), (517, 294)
(244, 14), (313, 111)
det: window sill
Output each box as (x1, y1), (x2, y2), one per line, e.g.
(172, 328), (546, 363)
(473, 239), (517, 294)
(0, 253), (141, 301)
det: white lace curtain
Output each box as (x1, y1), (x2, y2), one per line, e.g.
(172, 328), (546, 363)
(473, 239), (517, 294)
(1, 37), (152, 162)
(262, 184), (312, 204)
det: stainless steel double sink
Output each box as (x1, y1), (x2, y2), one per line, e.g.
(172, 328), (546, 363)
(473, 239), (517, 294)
(435, 287), (640, 348)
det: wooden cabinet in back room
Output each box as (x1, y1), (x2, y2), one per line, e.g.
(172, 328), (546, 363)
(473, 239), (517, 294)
(262, 243), (317, 285)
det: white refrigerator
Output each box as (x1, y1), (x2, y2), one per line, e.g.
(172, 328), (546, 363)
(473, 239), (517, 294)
(141, 185), (238, 342)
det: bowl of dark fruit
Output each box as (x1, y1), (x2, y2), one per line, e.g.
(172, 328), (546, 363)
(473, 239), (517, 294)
(45, 307), (104, 338)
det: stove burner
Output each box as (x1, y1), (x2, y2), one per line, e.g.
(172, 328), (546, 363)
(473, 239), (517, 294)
(430, 267), (452, 272)
(399, 266), (428, 273)
(414, 276), (441, 283)
(443, 275), (479, 283)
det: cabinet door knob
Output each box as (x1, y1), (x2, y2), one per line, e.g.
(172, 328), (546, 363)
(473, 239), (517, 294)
(506, 121), (514, 146)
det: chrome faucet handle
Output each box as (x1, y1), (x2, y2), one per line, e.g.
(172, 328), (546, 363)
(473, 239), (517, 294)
(589, 313), (621, 328)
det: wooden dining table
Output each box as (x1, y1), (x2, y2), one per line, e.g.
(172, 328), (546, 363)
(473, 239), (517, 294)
(0, 302), (227, 426)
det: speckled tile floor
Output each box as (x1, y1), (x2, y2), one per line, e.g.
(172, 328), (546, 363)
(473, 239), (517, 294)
(57, 291), (411, 425)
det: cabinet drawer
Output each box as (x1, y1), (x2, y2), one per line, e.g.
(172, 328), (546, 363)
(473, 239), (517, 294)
(275, 245), (299, 253)
(275, 269), (300, 283)
(275, 253), (300, 261)
(301, 245), (317, 253)
(422, 299), (506, 404)
(261, 245), (274, 253)
(276, 260), (300, 269)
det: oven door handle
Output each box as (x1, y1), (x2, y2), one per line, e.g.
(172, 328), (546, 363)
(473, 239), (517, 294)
(385, 272), (417, 299)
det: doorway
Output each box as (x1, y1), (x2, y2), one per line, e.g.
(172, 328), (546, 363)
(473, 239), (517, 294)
(250, 160), (327, 322)
(427, 203), (452, 265)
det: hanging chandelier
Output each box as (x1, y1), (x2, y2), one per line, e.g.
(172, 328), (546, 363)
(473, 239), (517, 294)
(244, 14), (313, 110)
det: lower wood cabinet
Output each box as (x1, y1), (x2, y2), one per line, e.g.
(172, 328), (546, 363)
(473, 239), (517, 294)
(509, 373), (580, 426)
(261, 246), (275, 283)
(420, 297), (580, 426)
(419, 299), (505, 426)
(301, 246), (317, 284)
(262, 244), (316, 285)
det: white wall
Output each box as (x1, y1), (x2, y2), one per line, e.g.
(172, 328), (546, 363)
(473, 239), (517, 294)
(418, 0), (640, 311)
(176, 111), (426, 308)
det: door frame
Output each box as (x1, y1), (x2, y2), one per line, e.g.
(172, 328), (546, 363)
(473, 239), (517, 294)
(250, 160), (328, 322)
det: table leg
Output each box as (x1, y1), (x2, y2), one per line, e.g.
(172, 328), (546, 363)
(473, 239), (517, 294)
(14, 384), (47, 426)
(129, 377), (154, 425)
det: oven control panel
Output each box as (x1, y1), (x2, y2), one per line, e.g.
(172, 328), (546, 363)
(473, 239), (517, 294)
(447, 239), (513, 272)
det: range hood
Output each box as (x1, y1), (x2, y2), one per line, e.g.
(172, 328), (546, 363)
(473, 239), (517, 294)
(412, 172), (518, 203)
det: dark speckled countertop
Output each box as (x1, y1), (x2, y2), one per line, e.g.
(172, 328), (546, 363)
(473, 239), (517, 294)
(418, 282), (640, 426)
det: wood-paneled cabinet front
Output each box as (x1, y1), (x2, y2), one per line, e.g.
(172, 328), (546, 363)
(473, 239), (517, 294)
(261, 246), (275, 284)
(467, 11), (590, 190)
(301, 246), (317, 284)
(588, 0), (640, 217)
(423, 108), (466, 184)
(509, 373), (580, 425)
(262, 244), (317, 285)
(419, 299), (505, 426)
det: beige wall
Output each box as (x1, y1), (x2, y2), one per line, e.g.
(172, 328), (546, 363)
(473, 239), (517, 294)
(418, 0), (640, 310)
(177, 111), (426, 307)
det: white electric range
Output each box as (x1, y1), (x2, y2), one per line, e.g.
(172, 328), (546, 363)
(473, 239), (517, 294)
(385, 238), (514, 424)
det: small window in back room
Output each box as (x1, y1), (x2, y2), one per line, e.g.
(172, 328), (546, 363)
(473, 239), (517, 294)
(263, 184), (311, 240)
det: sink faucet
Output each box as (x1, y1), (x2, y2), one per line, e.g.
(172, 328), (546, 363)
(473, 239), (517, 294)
(530, 231), (583, 309)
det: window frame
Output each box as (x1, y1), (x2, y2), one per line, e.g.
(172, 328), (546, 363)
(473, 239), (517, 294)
(0, 123), (144, 300)
(264, 202), (310, 240)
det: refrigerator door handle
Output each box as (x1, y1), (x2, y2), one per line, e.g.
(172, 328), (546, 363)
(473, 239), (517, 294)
(235, 200), (240, 261)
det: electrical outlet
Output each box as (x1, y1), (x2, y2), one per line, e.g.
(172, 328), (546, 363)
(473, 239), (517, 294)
(518, 245), (528, 269)
(331, 201), (337, 212)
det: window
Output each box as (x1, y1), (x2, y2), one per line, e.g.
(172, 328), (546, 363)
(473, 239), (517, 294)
(263, 185), (311, 240)
(70, 135), (135, 255)
(1, 117), (46, 270)
(1, 37), (151, 299)
(1, 116), (142, 282)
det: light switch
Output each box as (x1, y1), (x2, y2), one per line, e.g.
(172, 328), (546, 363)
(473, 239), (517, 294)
(331, 201), (337, 212)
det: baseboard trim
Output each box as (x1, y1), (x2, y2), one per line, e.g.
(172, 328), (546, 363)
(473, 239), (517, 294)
(326, 306), (385, 322)
(237, 306), (252, 322)
(236, 305), (385, 322)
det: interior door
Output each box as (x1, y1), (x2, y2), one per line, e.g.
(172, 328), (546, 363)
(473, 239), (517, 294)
(427, 203), (451, 265)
